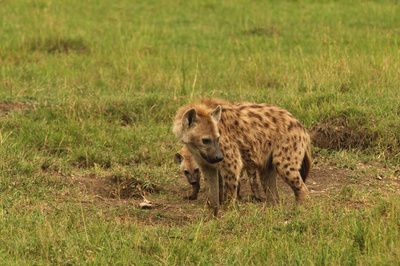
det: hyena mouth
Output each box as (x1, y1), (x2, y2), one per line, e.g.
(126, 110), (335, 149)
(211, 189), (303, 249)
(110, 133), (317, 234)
(200, 152), (209, 162)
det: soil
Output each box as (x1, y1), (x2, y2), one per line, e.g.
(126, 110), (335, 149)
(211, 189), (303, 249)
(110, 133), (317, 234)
(0, 101), (30, 116)
(67, 123), (399, 226)
(71, 159), (400, 226)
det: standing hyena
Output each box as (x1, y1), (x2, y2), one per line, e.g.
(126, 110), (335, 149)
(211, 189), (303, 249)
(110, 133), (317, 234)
(174, 146), (263, 201)
(174, 146), (202, 200)
(173, 98), (311, 216)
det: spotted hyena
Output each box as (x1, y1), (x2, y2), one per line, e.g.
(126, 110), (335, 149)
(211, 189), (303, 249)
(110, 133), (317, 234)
(173, 98), (311, 216)
(174, 146), (263, 201)
(174, 146), (202, 200)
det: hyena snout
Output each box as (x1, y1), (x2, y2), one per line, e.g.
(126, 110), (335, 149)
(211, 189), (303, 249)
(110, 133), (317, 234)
(212, 152), (224, 164)
(202, 148), (224, 164)
(187, 174), (200, 185)
(189, 179), (199, 185)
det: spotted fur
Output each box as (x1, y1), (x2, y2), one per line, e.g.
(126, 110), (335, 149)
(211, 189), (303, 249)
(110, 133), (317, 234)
(173, 98), (311, 216)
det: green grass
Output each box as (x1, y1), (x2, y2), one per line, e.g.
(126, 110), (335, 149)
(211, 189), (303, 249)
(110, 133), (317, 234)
(1, 194), (399, 264)
(1, 0), (400, 264)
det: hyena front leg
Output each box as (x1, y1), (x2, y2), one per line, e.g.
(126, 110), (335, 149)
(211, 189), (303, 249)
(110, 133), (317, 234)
(220, 169), (240, 203)
(188, 183), (200, 200)
(202, 166), (220, 216)
(218, 171), (225, 203)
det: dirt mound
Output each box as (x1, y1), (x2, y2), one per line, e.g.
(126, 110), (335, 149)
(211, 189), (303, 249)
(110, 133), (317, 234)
(309, 118), (377, 151)
(0, 101), (30, 116)
(28, 37), (89, 54)
(73, 174), (160, 200)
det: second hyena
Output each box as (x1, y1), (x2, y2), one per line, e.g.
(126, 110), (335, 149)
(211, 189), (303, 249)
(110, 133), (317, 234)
(174, 146), (264, 201)
(174, 146), (202, 200)
(173, 98), (311, 216)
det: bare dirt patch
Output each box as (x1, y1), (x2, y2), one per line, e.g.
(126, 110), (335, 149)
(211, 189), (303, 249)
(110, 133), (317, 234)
(65, 163), (399, 226)
(72, 173), (160, 200)
(0, 101), (30, 116)
(28, 37), (89, 54)
(241, 26), (280, 37)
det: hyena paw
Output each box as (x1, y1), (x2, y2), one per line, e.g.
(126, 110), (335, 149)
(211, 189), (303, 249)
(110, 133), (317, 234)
(184, 195), (198, 200)
(250, 195), (265, 202)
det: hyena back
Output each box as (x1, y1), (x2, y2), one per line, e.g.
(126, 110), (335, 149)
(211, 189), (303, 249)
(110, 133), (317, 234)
(173, 98), (311, 216)
(174, 146), (201, 200)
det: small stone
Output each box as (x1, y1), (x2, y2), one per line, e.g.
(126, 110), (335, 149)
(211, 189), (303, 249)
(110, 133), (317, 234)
(136, 198), (155, 209)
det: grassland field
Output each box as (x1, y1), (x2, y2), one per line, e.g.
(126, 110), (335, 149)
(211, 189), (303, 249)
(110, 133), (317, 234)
(1, 0), (400, 264)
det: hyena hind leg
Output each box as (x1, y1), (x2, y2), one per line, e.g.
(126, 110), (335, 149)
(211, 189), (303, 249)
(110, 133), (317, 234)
(248, 171), (266, 202)
(259, 168), (279, 206)
(275, 165), (309, 204)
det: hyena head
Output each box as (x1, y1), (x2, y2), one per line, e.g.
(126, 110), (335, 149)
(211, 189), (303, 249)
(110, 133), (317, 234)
(174, 148), (201, 185)
(173, 105), (224, 164)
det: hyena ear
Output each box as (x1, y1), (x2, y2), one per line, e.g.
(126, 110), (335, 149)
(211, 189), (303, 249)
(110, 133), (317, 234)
(182, 108), (198, 129)
(210, 105), (222, 124)
(173, 153), (183, 165)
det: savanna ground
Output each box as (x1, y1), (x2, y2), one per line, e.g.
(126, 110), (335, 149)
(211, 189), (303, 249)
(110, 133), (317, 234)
(1, 0), (400, 264)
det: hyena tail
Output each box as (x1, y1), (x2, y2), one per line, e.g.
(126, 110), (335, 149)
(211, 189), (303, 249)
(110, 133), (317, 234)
(299, 148), (311, 183)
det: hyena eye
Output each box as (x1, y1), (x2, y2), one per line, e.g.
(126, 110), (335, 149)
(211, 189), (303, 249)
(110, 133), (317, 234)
(202, 138), (211, 144)
(194, 168), (200, 173)
(184, 170), (189, 175)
